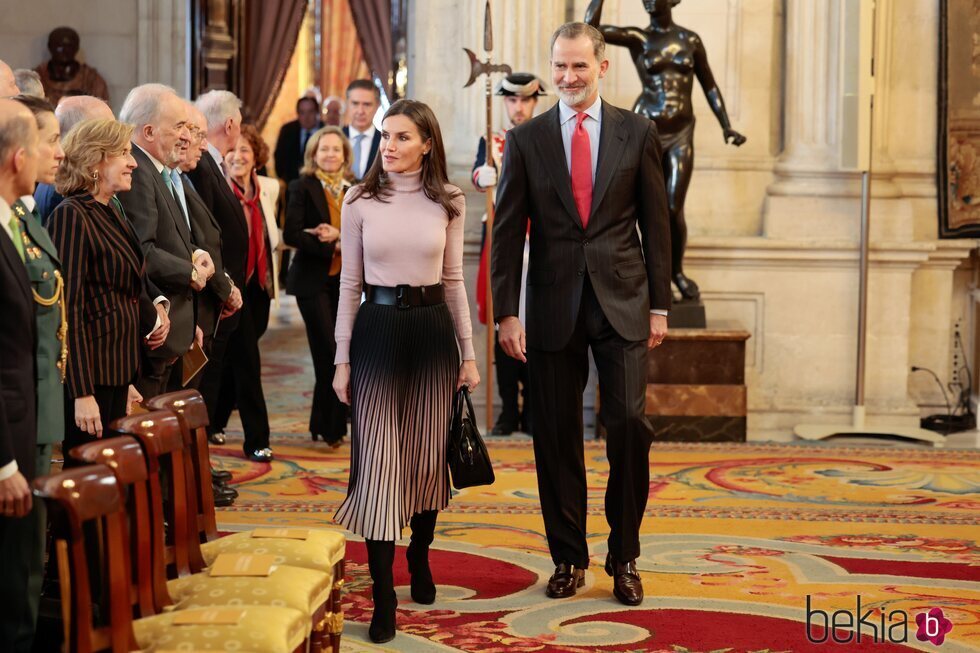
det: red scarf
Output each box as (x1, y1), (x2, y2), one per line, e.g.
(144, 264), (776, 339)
(232, 176), (267, 286)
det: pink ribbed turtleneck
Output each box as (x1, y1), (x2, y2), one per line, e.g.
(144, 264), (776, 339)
(334, 169), (474, 364)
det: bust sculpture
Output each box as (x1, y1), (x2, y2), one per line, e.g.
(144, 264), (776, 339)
(34, 27), (110, 107)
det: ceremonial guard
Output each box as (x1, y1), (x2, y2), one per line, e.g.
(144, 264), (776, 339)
(472, 72), (545, 435)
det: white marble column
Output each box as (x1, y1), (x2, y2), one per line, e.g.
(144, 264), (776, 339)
(136, 0), (189, 95)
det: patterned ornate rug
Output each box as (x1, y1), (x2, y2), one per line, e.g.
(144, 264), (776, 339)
(212, 302), (980, 652)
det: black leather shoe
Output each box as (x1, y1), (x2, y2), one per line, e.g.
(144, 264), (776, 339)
(246, 448), (273, 463)
(207, 431), (226, 445)
(490, 421), (517, 436)
(605, 554), (643, 606)
(545, 562), (585, 599)
(211, 468), (232, 483)
(673, 272), (701, 301)
(212, 483), (237, 507)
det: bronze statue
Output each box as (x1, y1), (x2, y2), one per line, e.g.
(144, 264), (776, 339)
(586, 0), (745, 301)
(34, 27), (110, 107)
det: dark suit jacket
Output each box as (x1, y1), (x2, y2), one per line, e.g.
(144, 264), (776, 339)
(283, 175), (340, 297)
(34, 182), (63, 226)
(47, 194), (149, 399)
(117, 146), (195, 359)
(342, 126), (382, 181)
(187, 152), (249, 293)
(0, 216), (37, 480)
(491, 100), (671, 351)
(274, 120), (323, 184)
(182, 174), (232, 339)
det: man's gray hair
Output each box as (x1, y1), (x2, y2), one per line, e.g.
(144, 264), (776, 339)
(195, 89), (242, 131)
(120, 83), (178, 128)
(14, 69), (44, 98)
(550, 22), (606, 62)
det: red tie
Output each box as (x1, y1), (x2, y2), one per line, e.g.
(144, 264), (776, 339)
(570, 112), (593, 229)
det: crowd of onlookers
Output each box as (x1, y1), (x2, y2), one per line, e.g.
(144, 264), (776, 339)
(0, 55), (381, 651)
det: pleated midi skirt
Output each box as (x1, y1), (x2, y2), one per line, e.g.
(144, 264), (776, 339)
(334, 300), (460, 541)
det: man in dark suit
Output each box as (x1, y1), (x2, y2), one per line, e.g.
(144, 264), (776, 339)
(492, 23), (670, 607)
(189, 90), (273, 462)
(118, 84), (214, 399)
(179, 100), (240, 506)
(0, 98), (41, 652)
(274, 96), (322, 185)
(341, 79), (381, 182)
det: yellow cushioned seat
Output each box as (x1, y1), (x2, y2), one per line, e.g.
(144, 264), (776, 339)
(134, 604), (307, 652)
(167, 564), (332, 616)
(200, 530), (346, 572)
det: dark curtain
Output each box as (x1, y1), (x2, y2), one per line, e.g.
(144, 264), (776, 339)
(348, 0), (393, 98)
(243, 0), (307, 130)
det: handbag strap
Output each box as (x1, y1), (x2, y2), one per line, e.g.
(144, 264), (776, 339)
(462, 386), (478, 425)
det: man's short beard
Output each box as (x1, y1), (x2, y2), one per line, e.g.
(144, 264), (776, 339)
(558, 85), (590, 107)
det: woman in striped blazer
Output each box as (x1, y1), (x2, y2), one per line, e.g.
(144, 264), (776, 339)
(48, 119), (170, 463)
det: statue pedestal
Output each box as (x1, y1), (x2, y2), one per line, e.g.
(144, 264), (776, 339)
(596, 322), (750, 442)
(647, 323), (749, 442)
(668, 298), (706, 328)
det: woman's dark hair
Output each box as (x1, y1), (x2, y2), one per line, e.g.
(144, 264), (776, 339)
(347, 99), (461, 219)
(12, 94), (56, 125)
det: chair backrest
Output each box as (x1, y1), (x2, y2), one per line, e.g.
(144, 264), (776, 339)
(33, 465), (139, 653)
(112, 410), (202, 576)
(71, 435), (172, 616)
(147, 390), (220, 543)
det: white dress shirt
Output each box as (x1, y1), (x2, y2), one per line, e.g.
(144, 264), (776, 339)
(348, 125), (377, 179)
(557, 96), (602, 181)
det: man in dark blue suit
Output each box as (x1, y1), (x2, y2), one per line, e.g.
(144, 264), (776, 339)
(274, 96), (323, 186)
(341, 79), (382, 182)
(0, 98), (41, 653)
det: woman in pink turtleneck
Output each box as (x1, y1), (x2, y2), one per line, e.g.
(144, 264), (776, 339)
(331, 99), (480, 644)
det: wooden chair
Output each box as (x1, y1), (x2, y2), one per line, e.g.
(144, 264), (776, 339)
(33, 464), (308, 653)
(109, 410), (334, 652)
(147, 390), (346, 651)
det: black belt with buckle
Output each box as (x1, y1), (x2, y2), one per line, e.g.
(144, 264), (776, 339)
(365, 283), (445, 309)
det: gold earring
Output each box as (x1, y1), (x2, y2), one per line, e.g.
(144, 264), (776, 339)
(92, 170), (99, 180)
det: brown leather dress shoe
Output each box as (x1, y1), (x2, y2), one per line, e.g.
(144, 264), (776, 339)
(605, 554), (643, 606)
(545, 562), (585, 599)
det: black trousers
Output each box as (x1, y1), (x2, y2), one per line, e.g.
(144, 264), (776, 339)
(527, 279), (652, 568)
(494, 335), (530, 429)
(212, 279), (272, 454)
(296, 276), (347, 441)
(136, 354), (176, 400)
(63, 384), (129, 467)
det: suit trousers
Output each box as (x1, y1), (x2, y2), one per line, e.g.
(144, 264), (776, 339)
(295, 276), (347, 442)
(527, 278), (653, 568)
(0, 445), (49, 653)
(494, 334), (530, 429)
(212, 279), (272, 453)
(136, 353), (176, 401)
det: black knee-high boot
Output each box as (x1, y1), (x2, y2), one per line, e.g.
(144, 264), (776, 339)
(365, 539), (396, 643)
(406, 510), (437, 604)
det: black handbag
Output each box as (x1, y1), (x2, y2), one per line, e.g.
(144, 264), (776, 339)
(447, 386), (495, 489)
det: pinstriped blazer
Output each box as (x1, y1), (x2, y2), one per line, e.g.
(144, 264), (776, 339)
(47, 194), (146, 399)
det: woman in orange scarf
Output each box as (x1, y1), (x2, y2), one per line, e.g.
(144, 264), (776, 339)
(284, 127), (352, 447)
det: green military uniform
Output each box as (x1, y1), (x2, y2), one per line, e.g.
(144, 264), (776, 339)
(11, 197), (65, 646)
